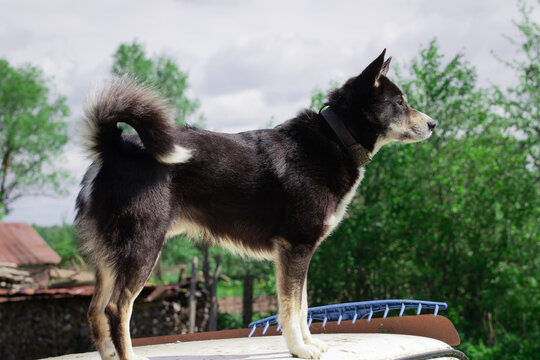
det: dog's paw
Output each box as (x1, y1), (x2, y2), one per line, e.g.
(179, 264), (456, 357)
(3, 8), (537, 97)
(101, 350), (118, 360)
(104, 353), (117, 360)
(307, 337), (329, 353)
(290, 343), (322, 359)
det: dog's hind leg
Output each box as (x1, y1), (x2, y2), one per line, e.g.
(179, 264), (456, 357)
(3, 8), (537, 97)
(274, 241), (321, 360)
(104, 235), (165, 360)
(88, 265), (117, 360)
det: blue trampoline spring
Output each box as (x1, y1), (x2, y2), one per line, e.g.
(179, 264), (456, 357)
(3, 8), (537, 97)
(248, 299), (447, 337)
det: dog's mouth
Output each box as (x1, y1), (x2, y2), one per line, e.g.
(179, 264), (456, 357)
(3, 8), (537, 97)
(393, 122), (435, 144)
(415, 123), (436, 139)
(398, 130), (430, 143)
(401, 111), (437, 143)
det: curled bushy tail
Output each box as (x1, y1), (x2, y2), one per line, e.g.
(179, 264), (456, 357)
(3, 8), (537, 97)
(82, 76), (190, 163)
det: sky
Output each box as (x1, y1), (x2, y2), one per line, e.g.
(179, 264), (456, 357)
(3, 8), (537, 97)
(0, 0), (532, 225)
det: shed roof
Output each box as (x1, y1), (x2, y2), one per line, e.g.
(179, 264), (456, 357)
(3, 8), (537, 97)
(0, 222), (61, 266)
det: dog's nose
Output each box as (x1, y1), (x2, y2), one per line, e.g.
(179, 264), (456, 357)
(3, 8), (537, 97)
(428, 120), (438, 131)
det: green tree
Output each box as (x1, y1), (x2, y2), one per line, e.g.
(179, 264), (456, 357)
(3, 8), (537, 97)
(111, 40), (201, 127)
(494, 0), (539, 173)
(308, 39), (539, 357)
(0, 59), (70, 213)
(308, 81), (339, 112)
(35, 223), (81, 266)
(111, 40), (204, 283)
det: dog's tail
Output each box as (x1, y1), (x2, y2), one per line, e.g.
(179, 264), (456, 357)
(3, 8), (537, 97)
(82, 76), (191, 164)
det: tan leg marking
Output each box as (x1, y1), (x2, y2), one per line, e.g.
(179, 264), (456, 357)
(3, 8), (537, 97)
(88, 266), (118, 360)
(275, 248), (321, 359)
(300, 279), (328, 352)
(106, 286), (147, 360)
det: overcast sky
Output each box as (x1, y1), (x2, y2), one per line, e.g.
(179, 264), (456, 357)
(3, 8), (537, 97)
(0, 0), (533, 225)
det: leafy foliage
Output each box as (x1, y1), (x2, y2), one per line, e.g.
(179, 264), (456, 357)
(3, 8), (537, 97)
(308, 39), (539, 357)
(34, 223), (81, 266)
(161, 235), (275, 295)
(308, 81), (339, 112)
(494, 0), (540, 173)
(111, 40), (201, 127)
(110, 40), (205, 282)
(0, 59), (70, 213)
(161, 235), (202, 266)
(217, 311), (274, 330)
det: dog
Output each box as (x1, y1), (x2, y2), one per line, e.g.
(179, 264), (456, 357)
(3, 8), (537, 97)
(76, 49), (436, 360)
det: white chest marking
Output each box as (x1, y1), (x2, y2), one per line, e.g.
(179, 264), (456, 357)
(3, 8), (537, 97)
(322, 168), (366, 240)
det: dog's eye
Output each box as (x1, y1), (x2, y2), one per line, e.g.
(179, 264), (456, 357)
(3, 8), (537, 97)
(397, 98), (404, 106)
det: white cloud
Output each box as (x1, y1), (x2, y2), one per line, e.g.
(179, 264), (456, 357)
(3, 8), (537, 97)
(0, 0), (530, 225)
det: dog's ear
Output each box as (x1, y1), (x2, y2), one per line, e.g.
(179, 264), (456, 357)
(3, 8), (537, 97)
(380, 56), (392, 76)
(359, 49), (387, 88)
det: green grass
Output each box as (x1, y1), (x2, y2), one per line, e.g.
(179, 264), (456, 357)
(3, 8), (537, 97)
(217, 279), (243, 297)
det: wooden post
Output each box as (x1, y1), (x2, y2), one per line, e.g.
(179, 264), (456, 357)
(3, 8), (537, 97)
(154, 253), (163, 283)
(242, 272), (254, 328)
(208, 255), (221, 331)
(202, 243), (211, 293)
(177, 264), (186, 283)
(188, 256), (198, 333)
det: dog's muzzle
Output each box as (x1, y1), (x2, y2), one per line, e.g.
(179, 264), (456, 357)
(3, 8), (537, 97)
(420, 112), (438, 131)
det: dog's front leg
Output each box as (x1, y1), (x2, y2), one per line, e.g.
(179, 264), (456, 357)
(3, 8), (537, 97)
(300, 278), (328, 353)
(274, 242), (322, 359)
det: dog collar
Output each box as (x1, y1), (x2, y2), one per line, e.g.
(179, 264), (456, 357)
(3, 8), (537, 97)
(320, 106), (372, 167)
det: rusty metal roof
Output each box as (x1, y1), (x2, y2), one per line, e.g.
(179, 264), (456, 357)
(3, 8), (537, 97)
(0, 222), (61, 266)
(0, 283), (183, 303)
(0, 285), (95, 302)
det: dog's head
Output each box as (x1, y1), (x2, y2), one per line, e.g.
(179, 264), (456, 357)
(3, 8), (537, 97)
(327, 49), (437, 154)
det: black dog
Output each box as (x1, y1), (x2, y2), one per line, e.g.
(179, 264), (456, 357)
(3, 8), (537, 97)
(76, 49), (436, 360)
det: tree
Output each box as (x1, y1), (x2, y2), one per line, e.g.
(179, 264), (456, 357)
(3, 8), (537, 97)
(494, 0), (539, 173)
(0, 59), (70, 213)
(111, 40), (204, 283)
(308, 81), (339, 112)
(111, 40), (201, 127)
(35, 223), (81, 266)
(308, 39), (539, 357)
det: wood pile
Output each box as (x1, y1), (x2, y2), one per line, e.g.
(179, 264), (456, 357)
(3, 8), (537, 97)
(0, 262), (34, 289)
(0, 256), (95, 290)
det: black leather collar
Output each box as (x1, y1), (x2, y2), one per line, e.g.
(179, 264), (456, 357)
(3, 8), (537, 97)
(320, 106), (372, 167)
